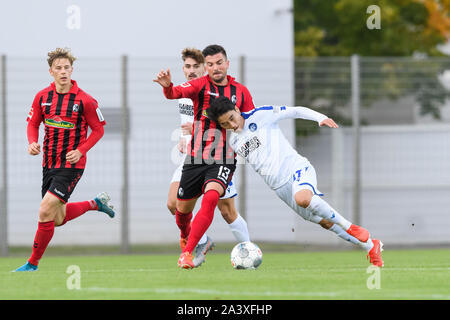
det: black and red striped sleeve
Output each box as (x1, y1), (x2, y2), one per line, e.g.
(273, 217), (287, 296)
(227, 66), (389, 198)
(77, 97), (105, 156)
(26, 93), (43, 144)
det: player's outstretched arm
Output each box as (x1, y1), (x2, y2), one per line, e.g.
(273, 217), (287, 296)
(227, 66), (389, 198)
(275, 106), (337, 127)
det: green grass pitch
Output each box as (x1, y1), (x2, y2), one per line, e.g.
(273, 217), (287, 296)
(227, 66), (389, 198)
(1, 248), (449, 300)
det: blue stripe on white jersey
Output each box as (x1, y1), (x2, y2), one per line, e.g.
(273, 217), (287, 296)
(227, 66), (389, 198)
(241, 105), (286, 119)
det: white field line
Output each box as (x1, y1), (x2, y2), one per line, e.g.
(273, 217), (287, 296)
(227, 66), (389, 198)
(79, 266), (450, 273)
(80, 287), (450, 299)
(81, 269), (174, 273)
(82, 287), (340, 297)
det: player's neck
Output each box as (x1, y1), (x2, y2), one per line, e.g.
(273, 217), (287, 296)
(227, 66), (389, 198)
(212, 76), (228, 86)
(55, 81), (73, 94)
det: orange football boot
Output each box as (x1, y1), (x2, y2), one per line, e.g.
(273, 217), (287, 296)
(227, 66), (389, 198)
(367, 239), (384, 267)
(178, 252), (195, 269)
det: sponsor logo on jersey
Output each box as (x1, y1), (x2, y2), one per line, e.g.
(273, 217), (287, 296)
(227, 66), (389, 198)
(249, 123), (257, 132)
(236, 136), (261, 158)
(179, 103), (194, 117)
(202, 110), (209, 118)
(44, 117), (75, 129)
(41, 102), (52, 106)
(181, 82), (191, 88)
(207, 91), (219, 97)
(53, 187), (66, 197)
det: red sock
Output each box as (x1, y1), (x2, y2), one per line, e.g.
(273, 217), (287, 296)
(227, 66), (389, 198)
(61, 200), (98, 225)
(184, 190), (220, 253)
(28, 221), (55, 266)
(175, 210), (192, 239)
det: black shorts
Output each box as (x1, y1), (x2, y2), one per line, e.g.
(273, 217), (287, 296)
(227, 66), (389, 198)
(177, 163), (236, 200)
(41, 168), (84, 203)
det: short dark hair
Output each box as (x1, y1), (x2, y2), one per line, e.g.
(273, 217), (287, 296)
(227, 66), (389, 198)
(202, 44), (227, 59)
(208, 96), (235, 123)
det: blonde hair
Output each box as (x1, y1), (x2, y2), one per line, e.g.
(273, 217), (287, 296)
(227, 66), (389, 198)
(47, 48), (77, 67)
(181, 47), (204, 64)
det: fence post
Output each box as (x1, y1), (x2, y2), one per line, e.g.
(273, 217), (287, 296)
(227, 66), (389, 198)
(0, 55), (8, 257)
(238, 55), (247, 221)
(351, 54), (361, 226)
(331, 128), (344, 213)
(121, 55), (130, 254)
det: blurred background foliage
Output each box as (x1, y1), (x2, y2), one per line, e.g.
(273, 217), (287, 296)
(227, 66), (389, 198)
(293, 0), (450, 135)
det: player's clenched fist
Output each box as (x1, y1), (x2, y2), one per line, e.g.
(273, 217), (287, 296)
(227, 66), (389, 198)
(28, 142), (41, 155)
(66, 149), (83, 164)
(153, 69), (172, 88)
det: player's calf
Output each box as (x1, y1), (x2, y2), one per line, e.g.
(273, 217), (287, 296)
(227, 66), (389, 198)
(217, 200), (238, 224)
(318, 219), (333, 230)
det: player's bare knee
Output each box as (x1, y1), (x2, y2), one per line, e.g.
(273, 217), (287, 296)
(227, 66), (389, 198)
(295, 197), (311, 208)
(295, 190), (313, 208)
(167, 200), (177, 215)
(220, 208), (237, 224)
(38, 201), (56, 222)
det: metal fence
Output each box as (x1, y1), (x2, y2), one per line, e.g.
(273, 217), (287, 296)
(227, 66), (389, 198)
(0, 55), (296, 255)
(295, 56), (450, 247)
(1, 55), (450, 256)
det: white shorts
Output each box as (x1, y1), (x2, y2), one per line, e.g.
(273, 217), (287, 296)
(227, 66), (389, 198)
(170, 160), (238, 200)
(275, 161), (323, 223)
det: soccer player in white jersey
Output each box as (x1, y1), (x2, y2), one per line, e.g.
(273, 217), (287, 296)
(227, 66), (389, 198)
(167, 48), (250, 266)
(207, 96), (384, 267)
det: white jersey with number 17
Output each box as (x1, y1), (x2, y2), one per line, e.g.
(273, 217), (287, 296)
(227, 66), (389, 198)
(229, 106), (328, 190)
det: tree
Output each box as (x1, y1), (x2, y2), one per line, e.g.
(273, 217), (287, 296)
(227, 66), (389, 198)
(294, 0), (450, 134)
(294, 0), (450, 57)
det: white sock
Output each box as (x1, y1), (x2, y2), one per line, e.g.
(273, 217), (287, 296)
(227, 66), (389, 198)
(329, 224), (373, 251)
(307, 195), (352, 231)
(229, 214), (250, 242)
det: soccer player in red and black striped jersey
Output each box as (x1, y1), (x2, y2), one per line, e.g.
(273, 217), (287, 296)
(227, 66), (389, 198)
(154, 44), (255, 269)
(14, 48), (116, 272)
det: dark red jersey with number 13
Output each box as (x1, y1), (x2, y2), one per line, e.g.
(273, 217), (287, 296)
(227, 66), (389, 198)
(163, 75), (254, 164)
(26, 80), (106, 169)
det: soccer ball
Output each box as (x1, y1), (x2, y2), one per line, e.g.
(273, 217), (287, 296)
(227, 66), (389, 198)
(230, 241), (263, 269)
